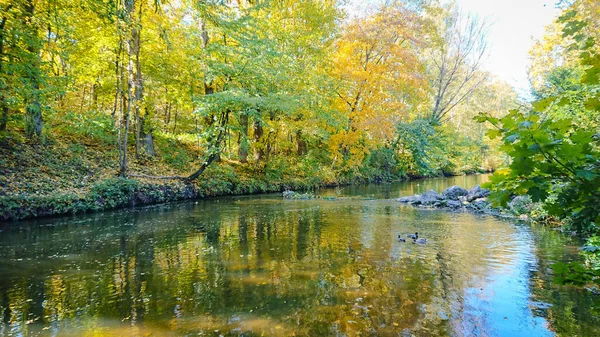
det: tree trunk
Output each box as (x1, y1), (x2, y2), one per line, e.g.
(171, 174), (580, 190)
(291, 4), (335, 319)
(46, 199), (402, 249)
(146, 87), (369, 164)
(0, 11), (9, 131)
(112, 41), (123, 120)
(0, 104), (7, 131)
(125, 0), (144, 159)
(186, 110), (229, 180)
(253, 118), (264, 161)
(138, 113), (155, 156)
(24, 0), (42, 138)
(296, 130), (307, 156)
(119, 85), (130, 176)
(238, 113), (248, 163)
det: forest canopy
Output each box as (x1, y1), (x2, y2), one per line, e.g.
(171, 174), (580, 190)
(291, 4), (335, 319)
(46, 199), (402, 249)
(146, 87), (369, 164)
(0, 0), (518, 190)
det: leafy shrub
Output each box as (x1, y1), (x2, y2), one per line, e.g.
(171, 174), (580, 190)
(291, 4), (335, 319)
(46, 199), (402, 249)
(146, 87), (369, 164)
(507, 195), (534, 215)
(479, 109), (600, 234)
(53, 110), (116, 145)
(90, 178), (139, 209)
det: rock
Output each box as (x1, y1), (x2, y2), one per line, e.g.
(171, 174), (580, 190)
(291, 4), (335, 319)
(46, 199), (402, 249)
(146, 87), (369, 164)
(467, 185), (491, 202)
(395, 185), (502, 217)
(507, 195), (533, 215)
(282, 190), (295, 198)
(283, 190), (315, 200)
(419, 190), (442, 205)
(397, 195), (418, 203)
(442, 186), (468, 200)
(446, 200), (462, 208)
(467, 197), (490, 212)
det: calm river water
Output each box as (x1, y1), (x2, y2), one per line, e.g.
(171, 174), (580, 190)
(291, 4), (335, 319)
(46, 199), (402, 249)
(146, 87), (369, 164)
(1, 174), (599, 336)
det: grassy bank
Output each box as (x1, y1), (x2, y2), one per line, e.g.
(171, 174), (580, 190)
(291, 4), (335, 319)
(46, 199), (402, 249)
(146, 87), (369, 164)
(0, 136), (337, 221)
(0, 119), (490, 222)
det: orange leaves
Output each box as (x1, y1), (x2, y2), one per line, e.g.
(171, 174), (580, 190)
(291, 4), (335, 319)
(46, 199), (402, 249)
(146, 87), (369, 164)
(328, 2), (428, 170)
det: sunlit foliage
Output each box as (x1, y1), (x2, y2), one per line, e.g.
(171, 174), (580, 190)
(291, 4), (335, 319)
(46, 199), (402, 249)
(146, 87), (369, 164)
(0, 0), (518, 212)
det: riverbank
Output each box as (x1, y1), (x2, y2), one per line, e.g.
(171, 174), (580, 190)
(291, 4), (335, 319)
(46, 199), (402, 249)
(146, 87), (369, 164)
(3, 171), (494, 222)
(0, 135), (490, 221)
(0, 174), (347, 221)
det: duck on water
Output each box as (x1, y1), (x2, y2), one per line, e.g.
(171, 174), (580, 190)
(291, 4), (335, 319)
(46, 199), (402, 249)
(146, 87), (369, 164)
(398, 232), (427, 244)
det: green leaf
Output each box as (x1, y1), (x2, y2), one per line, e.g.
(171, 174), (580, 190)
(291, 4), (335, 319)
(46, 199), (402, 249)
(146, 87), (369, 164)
(576, 170), (596, 181)
(486, 129), (502, 139)
(506, 134), (519, 143)
(531, 97), (554, 111)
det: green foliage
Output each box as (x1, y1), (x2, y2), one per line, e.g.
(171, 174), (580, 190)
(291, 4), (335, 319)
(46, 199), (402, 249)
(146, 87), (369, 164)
(478, 2), (600, 234)
(0, 0), (517, 221)
(582, 236), (600, 270)
(90, 178), (139, 209)
(52, 111), (117, 145)
(359, 147), (404, 182)
(552, 261), (600, 286)
(393, 119), (490, 178)
(155, 137), (193, 171)
(479, 109), (600, 233)
(507, 195), (534, 215)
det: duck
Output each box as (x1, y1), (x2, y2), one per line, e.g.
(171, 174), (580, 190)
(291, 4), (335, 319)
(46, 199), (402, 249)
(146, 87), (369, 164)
(413, 238), (427, 244)
(407, 232), (419, 240)
(397, 234), (406, 242)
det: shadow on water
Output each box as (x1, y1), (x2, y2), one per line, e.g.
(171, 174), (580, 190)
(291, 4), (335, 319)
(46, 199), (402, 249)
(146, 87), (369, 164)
(0, 174), (598, 336)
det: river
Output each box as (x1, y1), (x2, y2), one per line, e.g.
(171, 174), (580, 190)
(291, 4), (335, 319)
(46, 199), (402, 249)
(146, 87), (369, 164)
(0, 174), (598, 336)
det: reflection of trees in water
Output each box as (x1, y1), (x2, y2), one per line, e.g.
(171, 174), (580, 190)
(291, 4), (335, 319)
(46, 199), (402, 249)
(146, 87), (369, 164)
(0, 201), (598, 336)
(528, 227), (600, 337)
(0, 204), (438, 335)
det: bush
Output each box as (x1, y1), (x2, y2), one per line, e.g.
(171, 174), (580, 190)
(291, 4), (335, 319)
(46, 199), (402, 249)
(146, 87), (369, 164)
(479, 109), (600, 235)
(507, 195), (534, 215)
(90, 178), (139, 209)
(53, 110), (116, 145)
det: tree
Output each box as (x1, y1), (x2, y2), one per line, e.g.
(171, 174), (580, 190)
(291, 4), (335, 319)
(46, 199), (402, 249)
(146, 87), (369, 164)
(0, 3), (11, 131)
(428, 7), (489, 124)
(479, 0), (600, 234)
(329, 1), (427, 171)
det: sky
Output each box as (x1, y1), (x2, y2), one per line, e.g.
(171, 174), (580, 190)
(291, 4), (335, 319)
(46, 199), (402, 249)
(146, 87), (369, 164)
(344, 0), (562, 98)
(454, 0), (560, 98)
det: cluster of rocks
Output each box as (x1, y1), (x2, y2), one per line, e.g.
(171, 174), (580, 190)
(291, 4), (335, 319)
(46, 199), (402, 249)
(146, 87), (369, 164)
(282, 190), (316, 200)
(397, 185), (493, 213)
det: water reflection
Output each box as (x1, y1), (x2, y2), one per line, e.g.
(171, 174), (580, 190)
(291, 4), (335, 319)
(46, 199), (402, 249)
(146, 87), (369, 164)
(0, 174), (598, 336)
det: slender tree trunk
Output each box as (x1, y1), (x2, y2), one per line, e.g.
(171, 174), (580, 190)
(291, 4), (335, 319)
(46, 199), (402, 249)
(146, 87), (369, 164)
(24, 0), (42, 138)
(172, 106), (178, 134)
(0, 102), (7, 131)
(112, 41), (123, 119)
(238, 113), (248, 163)
(253, 118), (264, 161)
(296, 130), (307, 156)
(139, 110), (155, 156)
(130, 2), (144, 158)
(165, 101), (171, 125)
(0, 11), (9, 131)
(120, 81), (130, 176)
(186, 110), (229, 180)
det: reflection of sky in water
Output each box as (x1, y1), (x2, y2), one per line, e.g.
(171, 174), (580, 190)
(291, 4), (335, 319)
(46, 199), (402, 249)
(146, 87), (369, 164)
(456, 226), (553, 337)
(0, 174), (596, 336)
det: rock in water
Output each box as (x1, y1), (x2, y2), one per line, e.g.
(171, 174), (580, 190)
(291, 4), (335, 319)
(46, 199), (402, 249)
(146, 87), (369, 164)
(419, 190), (442, 205)
(282, 190), (315, 200)
(446, 200), (462, 208)
(467, 198), (490, 212)
(442, 186), (468, 200)
(282, 190), (295, 199)
(397, 195), (418, 203)
(466, 185), (491, 202)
